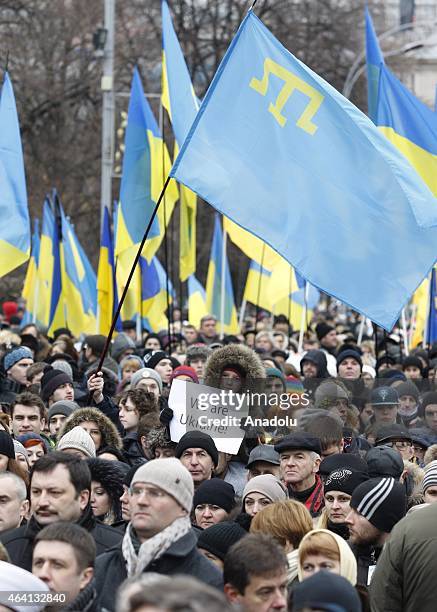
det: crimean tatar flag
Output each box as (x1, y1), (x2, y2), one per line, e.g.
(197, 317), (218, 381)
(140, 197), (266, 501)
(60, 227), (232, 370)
(171, 10), (437, 330)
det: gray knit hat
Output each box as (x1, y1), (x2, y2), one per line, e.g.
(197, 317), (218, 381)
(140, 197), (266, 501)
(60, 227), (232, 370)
(50, 359), (73, 380)
(48, 400), (78, 421)
(242, 474), (288, 504)
(57, 426), (96, 458)
(314, 380), (349, 409)
(130, 367), (163, 393)
(131, 457), (194, 512)
(422, 460), (437, 494)
(111, 333), (136, 362)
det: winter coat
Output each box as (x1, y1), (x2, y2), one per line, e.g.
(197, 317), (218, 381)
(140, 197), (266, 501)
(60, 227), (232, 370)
(62, 580), (102, 612)
(350, 543), (383, 587)
(122, 432), (146, 466)
(58, 406), (123, 450)
(370, 504), (437, 612)
(0, 506), (123, 571)
(94, 529), (223, 611)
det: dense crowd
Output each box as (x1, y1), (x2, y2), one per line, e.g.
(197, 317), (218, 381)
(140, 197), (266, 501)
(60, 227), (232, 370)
(0, 302), (436, 612)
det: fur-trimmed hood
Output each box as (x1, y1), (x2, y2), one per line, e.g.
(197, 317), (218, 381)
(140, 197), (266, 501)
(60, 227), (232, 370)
(58, 407), (122, 450)
(203, 344), (266, 392)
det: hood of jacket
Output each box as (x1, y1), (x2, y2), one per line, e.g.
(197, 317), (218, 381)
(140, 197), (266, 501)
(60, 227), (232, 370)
(203, 344), (266, 393)
(58, 407), (122, 450)
(301, 349), (329, 378)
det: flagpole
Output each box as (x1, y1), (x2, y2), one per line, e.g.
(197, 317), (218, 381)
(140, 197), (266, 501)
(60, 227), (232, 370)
(255, 244), (266, 326)
(401, 308), (409, 356)
(239, 298), (247, 330)
(297, 282), (308, 353)
(288, 266), (293, 330)
(219, 227), (227, 340)
(160, 99), (173, 352)
(357, 317), (366, 346)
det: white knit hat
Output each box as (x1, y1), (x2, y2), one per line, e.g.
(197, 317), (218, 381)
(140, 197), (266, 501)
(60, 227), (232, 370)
(0, 560), (49, 611)
(57, 425), (96, 458)
(131, 458), (194, 512)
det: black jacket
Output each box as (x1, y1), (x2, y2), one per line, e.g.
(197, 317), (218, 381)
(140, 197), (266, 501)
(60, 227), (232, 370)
(63, 580), (102, 612)
(94, 529), (223, 611)
(122, 432), (146, 466)
(0, 506), (122, 571)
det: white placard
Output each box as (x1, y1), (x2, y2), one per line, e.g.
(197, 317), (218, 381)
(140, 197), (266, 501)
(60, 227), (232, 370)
(168, 379), (249, 455)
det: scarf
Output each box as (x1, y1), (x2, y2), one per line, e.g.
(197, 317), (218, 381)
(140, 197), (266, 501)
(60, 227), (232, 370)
(287, 549), (299, 584)
(122, 516), (191, 577)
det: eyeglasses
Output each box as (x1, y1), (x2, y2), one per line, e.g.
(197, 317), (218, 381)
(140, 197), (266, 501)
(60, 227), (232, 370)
(129, 486), (167, 499)
(386, 441), (412, 450)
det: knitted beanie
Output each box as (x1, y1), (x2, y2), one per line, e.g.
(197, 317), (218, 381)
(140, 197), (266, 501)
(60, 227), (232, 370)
(50, 359), (73, 380)
(315, 322), (335, 341)
(48, 400), (78, 421)
(193, 478), (236, 513)
(169, 366), (199, 384)
(350, 477), (406, 533)
(17, 433), (48, 452)
(40, 368), (72, 402)
(13, 439), (28, 464)
(129, 368), (163, 393)
(395, 380), (419, 401)
(143, 350), (170, 370)
(422, 460), (437, 494)
(131, 457), (194, 512)
(0, 430), (15, 459)
(57, 425), (96, 459)
(111, 332), (136, 362)
(336, 350), (363, 370)
(197, 521), (246, 561)
(324, 468), (368, 496)
(4, 346), (33, 372)
(242, 474), (288, 504)
(293, 571), (361, 612)
(175, 431), (219, 467)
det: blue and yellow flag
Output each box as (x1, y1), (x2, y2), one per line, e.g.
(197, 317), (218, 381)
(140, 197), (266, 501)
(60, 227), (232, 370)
(140, 256), (173, 332)
(59, 205), (97, 336)
(273, 283), (320, 329)
(36, 199), (59, 329)
(366, 9), (437, 197)
(365, 7), (384, 123)
(116, 67), (178, 270)
(0, 73), (30, 276)
(97, 207), (122, 335)
(162, 0), (199, 281)
(206, 215), (239, 335)
(22, 219), (41, 323)
(171, 11), (437, 331)
(187, 274), (208, 328)
(243, 260), (273, 311)
(46, 199), (64, 336)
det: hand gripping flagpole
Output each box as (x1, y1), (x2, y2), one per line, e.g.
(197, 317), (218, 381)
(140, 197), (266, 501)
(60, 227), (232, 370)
(95, 176), (172, 373)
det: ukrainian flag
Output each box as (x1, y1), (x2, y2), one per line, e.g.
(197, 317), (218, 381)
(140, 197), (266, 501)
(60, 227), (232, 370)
(140, 256), (173, 332)
(273, 283), (320, 329)
(223, 217), (280, 271)
(59, 204), (97, 336)
(243, 260), (273, 311)
(36, 199), (57, 328)
(187, 274), (208, 328)
(97, 207), (122, 335)
(366, 8), (437, 197)
(206, 215), (239, 335)
(115, 67), (178, 271)
(162, 0), (199, 281)
(0, 72), (30, 276)
(46, 198), (64, 336)
(426, 267), (437, 345)
(22, 219), (41, 324)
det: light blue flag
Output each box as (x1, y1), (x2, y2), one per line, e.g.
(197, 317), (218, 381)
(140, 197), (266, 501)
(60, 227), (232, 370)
(0, 72), (30, 276)
(171, 11), (437, 330)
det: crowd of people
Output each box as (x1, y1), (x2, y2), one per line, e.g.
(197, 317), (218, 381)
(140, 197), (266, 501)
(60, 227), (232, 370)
(0, 301), (436, 611)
